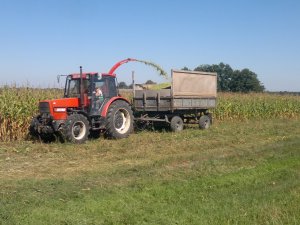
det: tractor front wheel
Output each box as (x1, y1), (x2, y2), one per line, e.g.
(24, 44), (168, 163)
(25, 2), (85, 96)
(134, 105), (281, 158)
(64, 114), (90, 143)
(105, 101), (133, 139)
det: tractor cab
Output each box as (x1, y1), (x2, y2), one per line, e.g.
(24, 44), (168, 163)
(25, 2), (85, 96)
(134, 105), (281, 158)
(64, 73), (118, 114)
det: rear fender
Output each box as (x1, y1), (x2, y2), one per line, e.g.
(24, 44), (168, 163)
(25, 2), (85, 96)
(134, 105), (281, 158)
(101, 97), (130, 117)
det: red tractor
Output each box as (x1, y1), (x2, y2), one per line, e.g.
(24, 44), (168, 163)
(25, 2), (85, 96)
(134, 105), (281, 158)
(29, 58), (136, 143)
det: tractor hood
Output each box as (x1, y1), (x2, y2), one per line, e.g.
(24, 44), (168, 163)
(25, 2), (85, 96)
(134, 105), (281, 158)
(39, 98), (80, 120)
(48, 97), (80, 108)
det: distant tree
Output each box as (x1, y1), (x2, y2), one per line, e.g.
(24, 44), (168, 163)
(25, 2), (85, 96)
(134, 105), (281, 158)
(118, 81), (128, 89)
(182, 66), (191, 71)
(230, 69), (265, 92)
(145, 80), (156, 85)
(194, 63), (264, 92)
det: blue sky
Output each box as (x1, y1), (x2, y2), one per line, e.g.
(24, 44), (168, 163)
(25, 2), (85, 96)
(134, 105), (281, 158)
(1, 0), (300, 91)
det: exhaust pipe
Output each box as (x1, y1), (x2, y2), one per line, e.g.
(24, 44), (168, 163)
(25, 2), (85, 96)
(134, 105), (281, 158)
(80, 66), (84, 109)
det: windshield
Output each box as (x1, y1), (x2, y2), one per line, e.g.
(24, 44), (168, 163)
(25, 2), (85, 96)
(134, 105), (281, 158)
(92, 75), (117, 98)
(65, 76), (90, 98)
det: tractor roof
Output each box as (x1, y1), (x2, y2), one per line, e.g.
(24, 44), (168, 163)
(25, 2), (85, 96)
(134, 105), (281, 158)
(70, 72), (98, 79)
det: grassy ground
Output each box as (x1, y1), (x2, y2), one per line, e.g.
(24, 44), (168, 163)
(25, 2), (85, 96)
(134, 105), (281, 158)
(0, 119), (300, 224)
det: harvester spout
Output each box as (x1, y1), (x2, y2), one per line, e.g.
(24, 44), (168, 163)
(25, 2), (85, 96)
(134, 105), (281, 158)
(108, 58), (137, 75)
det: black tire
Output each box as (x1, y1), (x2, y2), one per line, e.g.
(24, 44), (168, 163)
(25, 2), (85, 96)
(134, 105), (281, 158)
(63, 114), (90, 143)
(29, 117), (39, 138)
(105, 101), (133, 139)
(199, 115), (211, 129)
(170, 116), (184, 132)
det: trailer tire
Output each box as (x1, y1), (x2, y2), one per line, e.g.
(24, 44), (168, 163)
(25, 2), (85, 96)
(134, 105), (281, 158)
(105, 101), (133, 139)
(64, 114), (90, 143)
(170, 116), (184, 132)
(199, 115), (211, 129)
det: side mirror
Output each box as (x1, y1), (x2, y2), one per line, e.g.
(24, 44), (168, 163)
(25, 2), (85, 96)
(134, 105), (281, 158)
(57, 75), (67, 83)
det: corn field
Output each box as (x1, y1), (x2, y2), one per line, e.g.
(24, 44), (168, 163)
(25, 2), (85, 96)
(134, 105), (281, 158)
(0, 87), (300, 141)
(0, 86), (61, 141)
(214, 93), (300, 121)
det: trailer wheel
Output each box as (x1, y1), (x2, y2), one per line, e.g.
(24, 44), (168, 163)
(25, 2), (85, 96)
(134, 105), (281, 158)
(105, 101), (133, 139)
(64, 114), (90, 143)
(170, 116), (184, 132)
(199, 115), (211, 129)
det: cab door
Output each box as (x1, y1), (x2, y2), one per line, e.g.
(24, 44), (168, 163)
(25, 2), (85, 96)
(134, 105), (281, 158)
(90, 75), (118, 115)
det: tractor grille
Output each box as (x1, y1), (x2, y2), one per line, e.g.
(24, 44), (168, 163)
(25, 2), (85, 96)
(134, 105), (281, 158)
(39, 102), (50, 113)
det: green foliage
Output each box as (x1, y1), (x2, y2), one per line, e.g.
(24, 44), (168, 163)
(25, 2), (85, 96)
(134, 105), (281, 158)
(0, 87), (62, 141)
(214, 93), (300, 121)
(181, 66), (191, 71)
(195, 63), (265, 92)
(230, 69), (265, 92)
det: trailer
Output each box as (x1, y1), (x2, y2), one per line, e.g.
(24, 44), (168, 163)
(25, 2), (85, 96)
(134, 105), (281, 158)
(132, 70), (217, 131)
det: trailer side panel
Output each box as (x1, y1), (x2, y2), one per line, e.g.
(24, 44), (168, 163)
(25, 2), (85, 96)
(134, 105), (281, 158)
(172, 70), (217, 98)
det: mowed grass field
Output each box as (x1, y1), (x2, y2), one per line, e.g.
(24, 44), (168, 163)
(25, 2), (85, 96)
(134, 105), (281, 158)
(0, 118), (300, 224)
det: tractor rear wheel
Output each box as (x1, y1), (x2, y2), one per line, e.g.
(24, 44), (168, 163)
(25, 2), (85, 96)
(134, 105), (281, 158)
(105, 101), (133, 139)
(64, 114), (90, 143)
